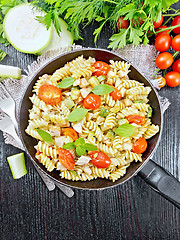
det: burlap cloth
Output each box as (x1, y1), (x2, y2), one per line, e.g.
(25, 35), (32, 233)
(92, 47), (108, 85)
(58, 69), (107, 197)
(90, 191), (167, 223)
(1, 44), (170, 149)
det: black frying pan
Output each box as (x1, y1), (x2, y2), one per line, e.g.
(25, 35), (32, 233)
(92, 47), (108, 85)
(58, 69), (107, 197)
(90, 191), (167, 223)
(18, 49), (180, 208)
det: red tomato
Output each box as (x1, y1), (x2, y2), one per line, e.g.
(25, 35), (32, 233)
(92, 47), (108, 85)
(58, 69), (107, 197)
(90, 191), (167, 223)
(153, 14), (163, 29)
(155, 52), (173, 70)
(172, 59), (180, 73)
(83, 93), (101, 110)
(38, 85), (62, 105)
(89, 151), (111, 168)
(126, 115), (145, 125)
(171, 35), (180, 51)
(155, 26), (170, 38)
(171, 16), (180, 34)
(92, 61), (110, 76)
(117, 17), (129, 30)
(155, 34), (171, 52)
(58, 148), (75, 170)
(110, 87), (122, 100)
(61, 128), (78, 141)
(165, 71), (180, 87)
(132, 137), (147, 154)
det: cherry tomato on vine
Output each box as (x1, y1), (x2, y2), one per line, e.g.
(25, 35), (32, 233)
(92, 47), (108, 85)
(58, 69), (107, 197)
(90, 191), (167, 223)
(117, 17), (129, 30)
(153, 14), (163, 29)
(110, 86), (122, 100)
(58, 148), (75, 170)
(155, 52), (173, 69)
(89, 151), (111, 168)
(126, 115), (145, 125)
(61, 128), (78, 141)
(171, 16), (180, 34)
(165, 71), (180, 87)
(156, 76), (166, 88)
(38, 85), (62, 105)
(155, 34), (171, 52)
(172, 59), (180, 73)
(132, 137), (147, 154)
(155, 26), (170, 38)
(171, 35), (180, 51)
(83, 93), (101, 110)
(92, 61), (110, 76)
(132, 17), (144, 27)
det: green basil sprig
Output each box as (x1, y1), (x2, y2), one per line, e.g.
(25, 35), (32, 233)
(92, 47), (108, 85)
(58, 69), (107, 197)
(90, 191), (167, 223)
(115, 123), (136, 137)
(63, 137), (98, 156)
(57, 77), (74, 89)
(92, 84), (114, 95)
(36, 129), (53, 143)
(67, 108), (88, 122)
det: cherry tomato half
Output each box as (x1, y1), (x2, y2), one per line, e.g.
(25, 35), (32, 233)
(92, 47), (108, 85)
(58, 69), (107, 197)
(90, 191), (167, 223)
(110, 86), (122, 100)
(92, 61), (110, 77)
(171, 35), (180, 51)
(153, 14), (163, 29)
(155, 34), (171, 52)
(38, 84), (62, 105)
(155, 26), (170, 38)
(58, 148), (75, 170)
(172, 59), (180, 73)
(155, 52), (173, 70)
(171, 16), (180, 34)
(165, 71), (180, 87)
(117, 17), (129, 30)
(83, 93), (101, 110)
(132, 137), (147, 154)
(61, 128), (78, 141)
(126, 115), (145, 125)
(89, 151), (111, 168)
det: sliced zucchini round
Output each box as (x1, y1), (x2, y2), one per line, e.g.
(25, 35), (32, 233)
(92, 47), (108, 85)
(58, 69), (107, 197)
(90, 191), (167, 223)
(3, 3), (52, 54)
(38, 18), (74, 55)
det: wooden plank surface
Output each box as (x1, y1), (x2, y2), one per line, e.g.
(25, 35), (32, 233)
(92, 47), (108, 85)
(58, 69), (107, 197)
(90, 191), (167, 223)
(0, 3), (180, 240)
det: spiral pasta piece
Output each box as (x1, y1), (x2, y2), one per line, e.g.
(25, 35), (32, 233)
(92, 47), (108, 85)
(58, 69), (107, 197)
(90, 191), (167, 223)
(86, 121), (103, 141)
(50, 66), (71, 82)
(96, 142), (117, 156)
(125, 150), (142, 162)
(28, 118), (48, 129)
(37, 153), (55, 172)
(122, 79), (143, 88)
(109, 166), (128, 182)
(91, 167), (110, 179)
(35, 141), (58, 159)
(25, 126), (43, 141)
(29, 94), (52, 112)
(144, 124), (159, 139)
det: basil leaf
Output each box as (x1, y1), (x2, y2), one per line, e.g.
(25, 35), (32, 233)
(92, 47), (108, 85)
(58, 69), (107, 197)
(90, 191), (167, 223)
(63, 142), (76, 150)
(76, 145), (86, 156)
(115, 123), (136, 137)
(84, 143), (98, 151)
(75, 138), (85, 146)
(36, 129), (53, 143)
(92, 84), (114, 95)
(67, 108), (88, 122)
(57, 77), (74, 89)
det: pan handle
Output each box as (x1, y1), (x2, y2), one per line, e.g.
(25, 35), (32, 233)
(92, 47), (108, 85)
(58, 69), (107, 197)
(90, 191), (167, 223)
(138, 159), (180, 209)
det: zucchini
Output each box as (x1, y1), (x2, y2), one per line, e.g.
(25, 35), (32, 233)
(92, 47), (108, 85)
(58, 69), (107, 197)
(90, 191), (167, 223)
(147, 106), (152, 118)
(0, 64), (21, 79)
(106, 130), (115, 140)
(98, 75), (106, 82)
(3, 3), (52, 54)
(133, 100), (145, 103)
(7, 153), (27, 179)
(88, 76), (100, 88)
(118, 118), (128, 125)
(64, 97), (75, 109)
(99, 107), (109, 117)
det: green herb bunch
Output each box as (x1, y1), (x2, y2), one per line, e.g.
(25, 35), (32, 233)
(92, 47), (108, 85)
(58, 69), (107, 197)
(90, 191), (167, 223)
(31, 0), (178, 49)
(0, 0), (179, 49)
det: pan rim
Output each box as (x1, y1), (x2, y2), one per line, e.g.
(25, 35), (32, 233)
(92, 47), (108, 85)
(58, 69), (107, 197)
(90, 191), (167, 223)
(18, 48), (163, 190)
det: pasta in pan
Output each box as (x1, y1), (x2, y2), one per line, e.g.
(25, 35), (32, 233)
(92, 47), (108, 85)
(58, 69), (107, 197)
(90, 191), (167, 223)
(25, 56), (159, 182)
